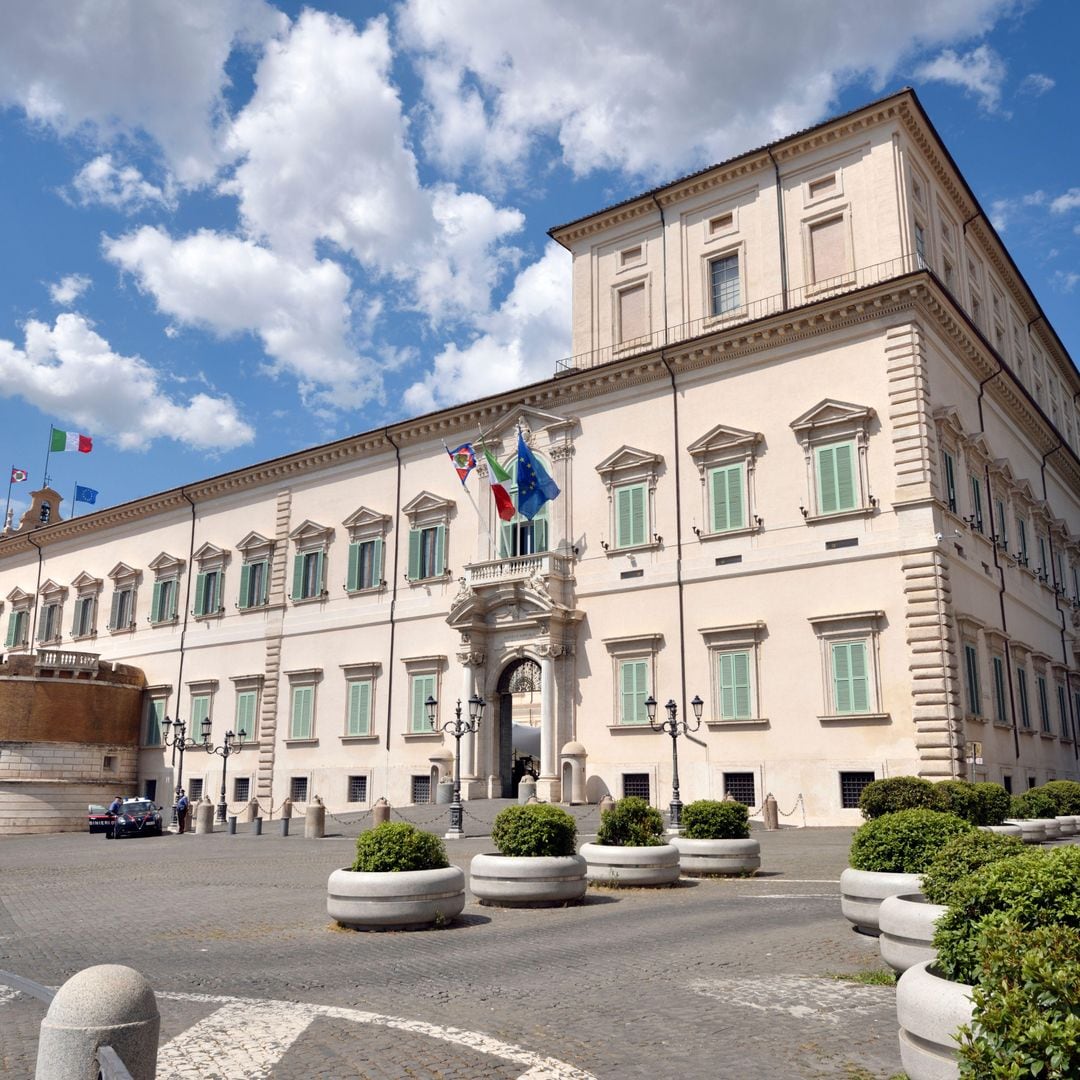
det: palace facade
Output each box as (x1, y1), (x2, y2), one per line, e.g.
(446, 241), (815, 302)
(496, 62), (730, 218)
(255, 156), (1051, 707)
(2, 87), (1078, 830)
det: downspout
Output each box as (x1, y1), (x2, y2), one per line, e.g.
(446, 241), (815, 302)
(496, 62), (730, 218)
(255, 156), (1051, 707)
(650, 193), (670, 346)
(26, 535), (43, 649)
(767, 148), (789, 310)
(169, 489), (197, 767)
(383, 429), (403, 752)
(976, 367), (1021, 760)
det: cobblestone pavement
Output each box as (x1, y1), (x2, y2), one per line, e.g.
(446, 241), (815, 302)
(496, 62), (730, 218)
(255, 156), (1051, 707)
(0, 808), (906, 1079)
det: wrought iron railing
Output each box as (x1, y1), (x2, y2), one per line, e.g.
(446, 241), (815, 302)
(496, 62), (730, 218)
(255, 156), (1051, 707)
(554, 253), (926, 373)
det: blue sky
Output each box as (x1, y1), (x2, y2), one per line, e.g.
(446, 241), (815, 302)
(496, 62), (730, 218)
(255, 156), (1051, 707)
(0, 0), (1077, 523)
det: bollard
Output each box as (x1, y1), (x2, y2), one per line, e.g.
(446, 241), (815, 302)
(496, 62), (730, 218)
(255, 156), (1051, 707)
(246, 797), (260, 824)
(281, 816), (290, 837)
(305, 795), (325, 839)
(373, 797), (390, 826)
(763, 794), (780, 831)
(195, 797), (214, 835)
(35, 964), (159, 1080)
(253, 817), (262, 836)
(227, 815), (237, 835)
(280, 798), (292, 823)
(518, 779), (536, 805)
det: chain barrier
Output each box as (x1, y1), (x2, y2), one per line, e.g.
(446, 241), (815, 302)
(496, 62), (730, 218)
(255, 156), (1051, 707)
(323, 806), (374, 829)
(389, 804), (452, 826)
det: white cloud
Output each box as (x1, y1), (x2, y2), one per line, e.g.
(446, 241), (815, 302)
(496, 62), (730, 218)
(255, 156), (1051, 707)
(403, 242), (571, 413)
(1052, 271), (1079, 293)
(0, 0), (286, 184)
(1050, 188), (1080, 214)
(0, 313), (254, 451)
(1019, 73), (1054, 96)
(103, 226), (377, 411)
(913, 44), (1007, 113)
(49, 274), (91, 306)
(989, 197), (1011, 231)
(398, 0), (1016, 182)
(71, 154), (175, 212)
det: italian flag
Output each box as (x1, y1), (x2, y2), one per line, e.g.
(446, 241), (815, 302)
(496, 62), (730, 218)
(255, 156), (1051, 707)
(483, 447), (515, 521)
(50, 428), (93, 453)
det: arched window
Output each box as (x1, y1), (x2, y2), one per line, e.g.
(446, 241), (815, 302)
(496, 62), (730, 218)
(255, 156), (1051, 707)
(498, 455), (550, 558)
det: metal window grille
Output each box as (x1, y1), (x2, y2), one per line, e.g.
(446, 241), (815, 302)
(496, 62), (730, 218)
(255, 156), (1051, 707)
(411, 775), (431, 804)
(622, 773), (650, 800)
(723, 772), (756, 806)
(348, 775), (368, 803)
(839, 771), (875, 809)
(290, 776), (309, 803)
(189, 778), (204, 802)
(233, 777), (250, 803)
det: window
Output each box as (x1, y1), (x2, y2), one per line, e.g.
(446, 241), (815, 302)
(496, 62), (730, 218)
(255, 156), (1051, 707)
(808, 215), (848, 283)
(620, 244), (642, 268)
(968, 475), (984, 533)
(72, 595), (95, 637)
(346, 678), (373, 736)
(409, 673), (436, 733)
(1037, 534), (1049, 581)
(717, 651), (752, 720)
(1016, 666), (1031, 728)
(347, 539), (383, 591)
(596, 445), (663, 553)
(288, 520), (332, 601)
(144, 697), (165, 746)
(190, 693), (211, 735)
(723, 772), (756, 806)
(1037, 675), (1051, 733)
(402, 492), (454, 583)
(808, 174), (837, 200)
(831, 641), (869, 714)
(107, 562), (139, 632)
(290, 685), (314, 740)
(147, 552), (184, 625)
(410, 775), (431, 803)
(239, 559), (268, 609)
(348, 775), (368, 803)
(615, 483), (647, 548)
(37, 600), (62, 643)
(604, 633), (662, 727)
(942, 449), (958, 513)
(810, 611), (885, 719)
(498, 455), (550, 558)
(840, 771), (875, 809)
(993, 498), (1008, 548)
(616, 281), (648, 344)
(790, 400), (873, 520)
(708, 463), (747, 533)
(1016, 516), (1029, 566)
(1057, 683), (1069, 739)
(964, 643), (982, 716)
(622, 774), (651, 800)
(234, 777), (250, 803)
(702, 622), (765, 724)
(290, 777), (309, 803)
(709, 253), (741, 316)
(619, 659), (650, 725)
(1074, 690), (1080, 739)
(193, 569), (222, 617)
(708, 212), (734, 235)
(1002, 774), (1012, 795)
(914, 221), (927, 268)
(816, 441), (857, 514)
(992, 655), (1009, 725)
(189, 778), (204, 802)
(4, 590), (31, 649)
(943, 258), (955, 290)
(235, 691), (258, 742)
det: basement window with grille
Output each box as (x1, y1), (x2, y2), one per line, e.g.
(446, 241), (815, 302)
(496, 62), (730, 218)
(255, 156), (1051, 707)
(723, 772), (756, 806)
(290, 777), (309, 803)
(622, 773), (651, 801)
(348, 775), (368, 803)
(839, 771), (875, 809)
(411, 775), (431, 804)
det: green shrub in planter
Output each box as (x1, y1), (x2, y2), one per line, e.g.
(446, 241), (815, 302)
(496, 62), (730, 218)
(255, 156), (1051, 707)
(969, 781), (1011, 826)
(935, 780), (981, 824)
(933, 845), (1080, 985)
(490, 804), (578, 857)
(596, 796), (666, 847)
(1008, 787), (1058, 819)
(848, 808), (973, 873)
(1038, 779), (1080, 816)
(956, 917), (1080, 1079)
(351, 822), (449, 872)
(921, 829), (1024, 907)
(680, 800), (750, 840)
(858, 775), (948, 819)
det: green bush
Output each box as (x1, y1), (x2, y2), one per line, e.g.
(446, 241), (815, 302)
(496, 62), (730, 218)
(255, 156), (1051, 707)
(1038, 780), (1080, 816)
(680, 800), (750, 840)
(920, 829), (1024, 906)
(858, 776), (948, 819)
(491, 803), (578, 857)
(848, 808), (973, 873)
(596, 796), (666, 847)
(970, 782), (1011, 826)
(1009, 787), (1058, 819)
(351, 822), (449, 872)
(957, 917), (1080, 1079)
(933, 845), (1080, 984)
(935, 780), (981, 824)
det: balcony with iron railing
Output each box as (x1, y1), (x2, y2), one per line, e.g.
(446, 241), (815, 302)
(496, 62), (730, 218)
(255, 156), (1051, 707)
(555, 253), (928, 374)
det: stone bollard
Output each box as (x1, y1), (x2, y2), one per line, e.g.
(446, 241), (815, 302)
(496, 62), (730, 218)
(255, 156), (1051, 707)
(763, 794), (779, 831)
(597, 793), (615, 816)
(227, 816), (237, 835)
(246, 798), (260, 824)
(487, 774), (499, 799)
(518, 779), (536, 805)
(35, 964), (159, 1080)
(281, 816), (290, 837)
(253, 817), (262, 836)
(195, 797), (214, 835)
(280, 798), (292, 823)
(305, 795), (325, 838)
(373, 797), (390, 826)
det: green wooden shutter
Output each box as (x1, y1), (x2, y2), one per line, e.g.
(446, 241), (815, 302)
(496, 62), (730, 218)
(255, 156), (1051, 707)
(290, 554), (303, 599)
(236, 691), (256, 740)
(620, 660), (648, 724)
(832, 641), (869, 714)
(372, 539), (384, 586)
(257, 560), (269, 604)
(238, 563), (251, 609)
(817, 442), (855, 514)
(718, 651), (752, 719)
(347, 680), (371, 736)
(411, 675), (434, 732)
(817, 445), (837, 513)
(291, 686), (313, 739)
(5, 613), (18, 648)
(150, 581), (164, 623)
(616, 484), (646, 547)
(109, 590), (121, 629)
(835, 443), (855, 510)
(533, 518), (548, 552)
(943, 450), (956, 511)
(434, 525), (446, 575)
(347, 542), (360, 591)
(711, 465), (745, 532)
(407, 529), (421, 580)
(194, 573), (207, 616)
(315, 551), (325, 595)
(710, 468), (729, 532)
(190, 694), (211, 739)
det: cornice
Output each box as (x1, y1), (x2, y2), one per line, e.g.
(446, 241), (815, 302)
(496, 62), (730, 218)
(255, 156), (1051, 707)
(770, 100), (902, 163)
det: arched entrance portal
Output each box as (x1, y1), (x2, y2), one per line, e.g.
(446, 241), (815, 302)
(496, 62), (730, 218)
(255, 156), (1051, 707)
(496, 658), (542, 797)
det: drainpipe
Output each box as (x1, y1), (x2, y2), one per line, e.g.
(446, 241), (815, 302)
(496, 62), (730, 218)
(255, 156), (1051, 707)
(26, 535), (43, 650)
(173, 489), (197, 757)
(767, 148), (789, 310)
(383, 429), (403, 754)
(651, 194), (670, 346)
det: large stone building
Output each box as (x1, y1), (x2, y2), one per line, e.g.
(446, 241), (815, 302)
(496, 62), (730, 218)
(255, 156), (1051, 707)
(1, 88), (1077, 829)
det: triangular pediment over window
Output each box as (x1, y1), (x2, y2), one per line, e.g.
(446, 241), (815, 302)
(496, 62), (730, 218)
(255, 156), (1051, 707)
(987, 459), (1016, 486)
(148, 551), (185, 575)
(236, 531), (273, 554)
(71, 571), (102, 591)
(790, 399), (874, 435)
(193, 542), (229, 563)
(402, 491), (454, 521)
(108, 562), (140, 582)
(6, 587), (32, 604)
(595, 445), (664, 484)
(288, 520), (333, 545)
(687, 424), (762, 472)
(39, 579), (68, 599)
(343, 506), (392, 531)
(932, 406), (965, 440)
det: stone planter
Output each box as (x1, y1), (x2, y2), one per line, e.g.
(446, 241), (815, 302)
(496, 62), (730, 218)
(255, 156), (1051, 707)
(469, 853), (587, 907)
(896, 960), (973, 1080)
(1056, 815), (1078, 837)
(1004, 818), (1046, 843)
(580, 842), (680, 887)
(977, 823), (1021, 838)
(839, 867), (922, 936)
(327, 866), (466, 930)
(878, 893), (947, 974)
(1035, 817), (1061, 840)
(672, 836), (761, 876)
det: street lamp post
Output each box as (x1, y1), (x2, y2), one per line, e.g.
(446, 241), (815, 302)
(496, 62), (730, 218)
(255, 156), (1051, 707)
(426, 693), (485, 840)
(161, 715), (191, 827)
(646, 694), (704, 832)
(199, 716), (247, 823)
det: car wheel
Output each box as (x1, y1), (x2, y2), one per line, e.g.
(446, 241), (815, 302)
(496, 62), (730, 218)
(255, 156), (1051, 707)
(105, 831), (114, 839)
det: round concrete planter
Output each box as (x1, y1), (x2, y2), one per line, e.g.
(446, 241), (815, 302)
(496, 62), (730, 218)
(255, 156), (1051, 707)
(1004, 818), (1046, 843)
(977, 823), (1021, 838)
(327, 866), (466, 930)
(469, 853), (587, 907)
(672, 836), (761, 876)
(1056, 815), (1078, 837)
(878, 893), (947, 974)
(896, 961), (973, 1080)
(839, 867), (922, 936)
(1035, 817), (1061, 840)
(580, 842), (680, 887)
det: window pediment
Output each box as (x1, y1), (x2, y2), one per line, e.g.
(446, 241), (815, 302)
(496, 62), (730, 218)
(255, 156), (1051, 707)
(595, 445), (663, 488)
(6, 587), (32, 606)
(39, 579), (68, 600)
(71, 571), (102, 592)
(193, 542), (230, 566)
(687, 425), (762, 473)
(402, 492), (454, 524)
(343, 506), (392, 537)
(288, 519), (333, 547)
(961, 433), (991, 465)
(148, 552), (185, 576)
(236, 531), (273, 555)
(108, 562), (140, 583)
(790, 399), (874, 439)
(481, 407), (575, 450)
(987, 458), (1015, 485)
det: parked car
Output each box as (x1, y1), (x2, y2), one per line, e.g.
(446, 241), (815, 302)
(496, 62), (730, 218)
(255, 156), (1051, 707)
(106, 799), (164, 838)
(87, 804), (113, 833)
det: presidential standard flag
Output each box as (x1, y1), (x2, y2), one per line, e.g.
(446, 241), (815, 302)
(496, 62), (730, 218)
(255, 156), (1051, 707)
(74, 485), (99, 506)
(10, 467), (27, 483)
(515, 430), (559, 520)
(50, 428), (93, 453)
(444, 442), (476, 488)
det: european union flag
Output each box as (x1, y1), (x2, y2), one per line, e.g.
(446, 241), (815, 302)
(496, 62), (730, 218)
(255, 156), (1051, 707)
(74, 485), (99, 505)
(515, 430), (559, 520)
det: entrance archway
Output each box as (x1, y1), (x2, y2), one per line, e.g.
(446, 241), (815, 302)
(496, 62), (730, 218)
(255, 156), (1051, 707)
(496, 658), (542, 797)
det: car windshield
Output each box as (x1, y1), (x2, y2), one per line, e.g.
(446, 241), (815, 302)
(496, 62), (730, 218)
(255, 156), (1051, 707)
(88, 805), (107, 814)
(121, 801), (155, 814)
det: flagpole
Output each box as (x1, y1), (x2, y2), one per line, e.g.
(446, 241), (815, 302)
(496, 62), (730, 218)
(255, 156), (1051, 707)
(3, 468), (12, 533)
(71, 482), (78, 520)
(43, 426), (54, 488)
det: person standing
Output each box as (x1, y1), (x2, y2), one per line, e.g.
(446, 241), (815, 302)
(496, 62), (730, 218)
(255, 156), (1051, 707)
(107, 794), (123, 839)
(175, 788), (190, 834)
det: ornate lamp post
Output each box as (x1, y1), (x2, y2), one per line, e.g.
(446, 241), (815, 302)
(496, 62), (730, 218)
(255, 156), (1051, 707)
(646, 694), (704, 831)
(161, 715), (192, 827)
(426, 693), (485, 840)
(199, 716), (247, 823)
